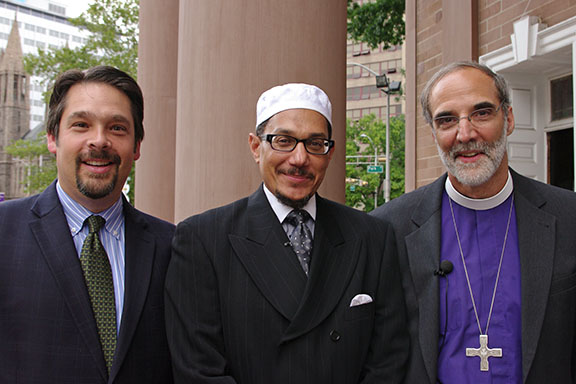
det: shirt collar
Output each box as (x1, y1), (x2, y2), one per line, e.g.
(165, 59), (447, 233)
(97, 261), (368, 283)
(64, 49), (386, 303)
(56, 180), (125, 239)
(445, 171), (514, 210)
(262, 184), (317, 223)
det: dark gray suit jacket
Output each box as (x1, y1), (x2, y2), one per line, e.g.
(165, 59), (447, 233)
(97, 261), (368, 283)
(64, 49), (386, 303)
(371, 169), (576, 383)
(165, 186), (409, 384)
(0, 181), (174, 384)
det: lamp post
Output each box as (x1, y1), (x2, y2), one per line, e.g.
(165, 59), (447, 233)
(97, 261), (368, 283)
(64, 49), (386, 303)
(359, 133), (378, 209)
(375, 74), (402, 203)
(347, 62), (401, 204)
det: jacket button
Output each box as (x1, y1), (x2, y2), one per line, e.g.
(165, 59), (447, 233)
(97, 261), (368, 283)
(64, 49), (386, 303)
(330, 330), (341, 342)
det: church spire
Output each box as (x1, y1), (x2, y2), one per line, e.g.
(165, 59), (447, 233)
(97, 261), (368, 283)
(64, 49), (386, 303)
(0, 15), (30, 200)
(0, 18), (25, 72)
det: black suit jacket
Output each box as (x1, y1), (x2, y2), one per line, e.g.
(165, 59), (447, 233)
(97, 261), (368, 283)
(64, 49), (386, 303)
(0, 182), (174, 384)
(371, 169), (576, 383)
(165, 186), (409, 384)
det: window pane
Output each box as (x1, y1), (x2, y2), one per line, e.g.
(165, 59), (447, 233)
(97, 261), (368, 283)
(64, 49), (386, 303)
(551, 75), (573, 121)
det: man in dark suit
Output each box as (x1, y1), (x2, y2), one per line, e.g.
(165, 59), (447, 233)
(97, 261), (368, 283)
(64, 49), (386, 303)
(0, 66), (174, 383)
(372, 61), (576, 383)
(165, 83), (408, 383)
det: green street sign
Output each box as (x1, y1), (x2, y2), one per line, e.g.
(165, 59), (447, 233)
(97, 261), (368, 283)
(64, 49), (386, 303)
(367, 165), (383, 173)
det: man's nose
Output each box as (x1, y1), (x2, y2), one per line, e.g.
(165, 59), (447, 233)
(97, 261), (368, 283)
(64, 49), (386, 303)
(288, 141), (310, 165)
(455, 117), (478, 143)
(88, 127), (111, 149)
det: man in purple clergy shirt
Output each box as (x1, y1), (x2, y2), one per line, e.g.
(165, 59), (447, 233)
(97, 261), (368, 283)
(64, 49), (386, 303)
(372, 61), (576, 384)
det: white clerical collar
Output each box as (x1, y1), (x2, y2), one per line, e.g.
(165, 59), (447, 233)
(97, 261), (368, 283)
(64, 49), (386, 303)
(445, 171), (514, 210)
(263, 184), (317, 223)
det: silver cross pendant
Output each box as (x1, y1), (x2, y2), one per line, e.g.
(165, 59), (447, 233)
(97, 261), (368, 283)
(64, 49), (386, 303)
(466, 334), (502, 371)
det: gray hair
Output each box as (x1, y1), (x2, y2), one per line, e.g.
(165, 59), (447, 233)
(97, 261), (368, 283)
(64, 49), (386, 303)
(420, 61), (511, 125)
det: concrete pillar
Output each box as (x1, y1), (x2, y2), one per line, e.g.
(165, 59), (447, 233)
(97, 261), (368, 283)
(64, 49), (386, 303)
(138, 0), (347, 222)
(442, 0), (478, 64)
(405, 0), (417, 192)
(135, 0), (179, 222)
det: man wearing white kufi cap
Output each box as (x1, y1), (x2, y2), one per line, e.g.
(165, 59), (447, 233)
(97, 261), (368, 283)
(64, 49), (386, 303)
(166, 83), (409, 383)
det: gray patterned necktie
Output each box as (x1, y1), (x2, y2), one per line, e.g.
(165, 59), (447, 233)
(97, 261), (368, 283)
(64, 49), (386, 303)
(285, 209), (313, 275)
(80, 215), (117, 374)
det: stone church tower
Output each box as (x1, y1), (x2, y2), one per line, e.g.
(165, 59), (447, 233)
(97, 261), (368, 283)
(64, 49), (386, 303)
(0, 19), (30, 199)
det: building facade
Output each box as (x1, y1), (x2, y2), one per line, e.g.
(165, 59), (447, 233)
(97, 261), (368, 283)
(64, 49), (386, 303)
(346, 41), (404, 121)
(0, 0), (88, 130)
(405, 0), (576, 192)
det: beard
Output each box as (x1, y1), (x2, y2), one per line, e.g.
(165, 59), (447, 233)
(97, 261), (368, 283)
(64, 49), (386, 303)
(437, 123), (508, 187)
(75, 150), (121, 200)
(274, 167), (315, 209)
(275, 191), (312, 210)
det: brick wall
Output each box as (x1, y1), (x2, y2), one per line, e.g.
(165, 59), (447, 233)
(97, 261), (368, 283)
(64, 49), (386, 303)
(414, 0), (445, 187)
(411, 0), (576, 189)
(479, 0), (576, 55)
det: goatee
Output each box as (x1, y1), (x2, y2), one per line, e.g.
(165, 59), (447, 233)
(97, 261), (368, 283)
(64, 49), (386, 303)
(275, 191), (312, 210)
(76, 150), (121, 199)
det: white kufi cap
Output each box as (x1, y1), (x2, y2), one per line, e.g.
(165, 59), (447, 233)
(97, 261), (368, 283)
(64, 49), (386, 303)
(256, 83), (332, 128)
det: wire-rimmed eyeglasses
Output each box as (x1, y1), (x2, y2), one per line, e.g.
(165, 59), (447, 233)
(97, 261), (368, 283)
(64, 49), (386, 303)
(262, 134), (334, 155)
(433, 101), (505, 131)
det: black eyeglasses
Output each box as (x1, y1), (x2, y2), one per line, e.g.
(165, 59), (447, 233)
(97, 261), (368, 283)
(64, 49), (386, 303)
(433, 101), (505, 131)
(262, 134), (334, 155)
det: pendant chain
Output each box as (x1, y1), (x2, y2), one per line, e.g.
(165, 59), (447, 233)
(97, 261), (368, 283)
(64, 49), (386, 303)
(448, 196), (514, 336)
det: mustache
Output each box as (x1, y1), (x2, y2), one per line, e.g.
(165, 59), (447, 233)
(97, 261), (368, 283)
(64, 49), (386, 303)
(449, 141), (495, 157)
(280, 167), (314, 179)
(77, 150), (121, 164)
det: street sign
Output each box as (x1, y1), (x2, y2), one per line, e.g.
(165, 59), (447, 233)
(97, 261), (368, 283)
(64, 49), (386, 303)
(367, 165), (383, 173)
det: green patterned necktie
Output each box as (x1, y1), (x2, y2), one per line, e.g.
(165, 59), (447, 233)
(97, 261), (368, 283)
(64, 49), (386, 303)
(80, 215), (117, 374)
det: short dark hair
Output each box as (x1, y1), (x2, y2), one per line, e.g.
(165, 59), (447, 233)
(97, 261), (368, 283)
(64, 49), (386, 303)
(46, 65), (144, 147)
(420, 60), (511, 126)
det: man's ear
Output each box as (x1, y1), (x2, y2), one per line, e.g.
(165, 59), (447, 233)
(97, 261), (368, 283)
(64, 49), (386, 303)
(134, 141), (141, 161)
(326, 142), (335, 161)
(249, 133), (262, 164)
(430, 125), (438, 144)
(47, 132), (57, 154)
(505, 105), (515, 136)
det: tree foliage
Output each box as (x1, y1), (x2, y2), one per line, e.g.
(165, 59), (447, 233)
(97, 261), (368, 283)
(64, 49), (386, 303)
(5, 132), (57, 195)
(24, 0), (139, 88)
(347, 0), (405, 49)
(346, 114), (405, 211)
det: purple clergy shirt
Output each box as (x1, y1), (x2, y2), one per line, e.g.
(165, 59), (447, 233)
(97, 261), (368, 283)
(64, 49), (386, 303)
(437, 192), (522, 383)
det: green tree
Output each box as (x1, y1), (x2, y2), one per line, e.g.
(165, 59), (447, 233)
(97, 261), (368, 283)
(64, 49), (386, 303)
(346, 114), (405, 211)
(347, 0), (405, 49)
(24, 0), (139, 89)
(20, 0), (139, 200)
(5, 132), (57, 195)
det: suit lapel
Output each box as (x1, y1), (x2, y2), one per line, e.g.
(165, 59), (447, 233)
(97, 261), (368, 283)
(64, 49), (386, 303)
(405, 176), (445, 383)
(109, 201), (156, 382)
(229, 188), (307, 321)
(29, 183), (108, 382)
(512, 171), (556, 383)
(281, 197), (357, 343)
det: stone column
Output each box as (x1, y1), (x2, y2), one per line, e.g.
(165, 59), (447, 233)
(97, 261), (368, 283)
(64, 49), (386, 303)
(135, 0), (180, 222)
(138, 0), (346, 222)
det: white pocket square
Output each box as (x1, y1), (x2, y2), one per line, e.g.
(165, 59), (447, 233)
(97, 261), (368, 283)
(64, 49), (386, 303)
(350, 294), (373, 307)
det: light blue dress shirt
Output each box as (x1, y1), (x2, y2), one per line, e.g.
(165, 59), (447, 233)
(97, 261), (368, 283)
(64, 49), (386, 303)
(56, 181), (126, 333)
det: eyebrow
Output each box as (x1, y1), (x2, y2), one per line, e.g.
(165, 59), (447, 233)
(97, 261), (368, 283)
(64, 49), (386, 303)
(65, 111), (132, 125)
(270, 128), (328, 138)
(433, 101), (498, 119)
